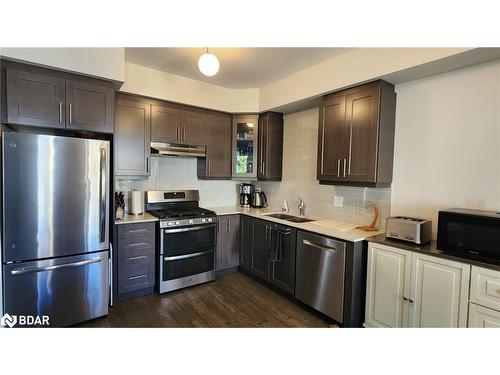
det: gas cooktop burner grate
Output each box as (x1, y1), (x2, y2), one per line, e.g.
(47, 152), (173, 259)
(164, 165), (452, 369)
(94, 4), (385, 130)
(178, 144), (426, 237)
(148, 207), (215, 220)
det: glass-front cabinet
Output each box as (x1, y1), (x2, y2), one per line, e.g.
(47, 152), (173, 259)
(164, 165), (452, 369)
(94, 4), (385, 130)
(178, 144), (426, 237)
(232, 115), (259, 179)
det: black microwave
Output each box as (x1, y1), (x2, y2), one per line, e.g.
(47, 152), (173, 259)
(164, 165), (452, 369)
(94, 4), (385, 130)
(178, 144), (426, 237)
(437, 208), (500, 262)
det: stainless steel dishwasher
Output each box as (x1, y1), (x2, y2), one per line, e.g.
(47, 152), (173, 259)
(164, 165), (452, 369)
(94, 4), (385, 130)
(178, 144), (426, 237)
(295, 231), (346, 323)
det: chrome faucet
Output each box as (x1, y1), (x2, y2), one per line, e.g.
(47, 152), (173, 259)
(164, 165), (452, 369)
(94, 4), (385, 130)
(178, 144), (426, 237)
(297, 197), (305, 216)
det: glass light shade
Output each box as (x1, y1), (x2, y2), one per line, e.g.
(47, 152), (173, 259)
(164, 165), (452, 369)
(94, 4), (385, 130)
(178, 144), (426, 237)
(198, 52), (220, 76)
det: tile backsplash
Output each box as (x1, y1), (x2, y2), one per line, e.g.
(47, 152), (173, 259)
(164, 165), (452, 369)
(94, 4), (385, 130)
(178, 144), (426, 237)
(116, 107), (392, 227)
(255, 108), (392, 228)
(115, 156), (241, 208)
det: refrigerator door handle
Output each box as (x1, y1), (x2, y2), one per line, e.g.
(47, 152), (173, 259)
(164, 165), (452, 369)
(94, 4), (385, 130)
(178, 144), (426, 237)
(10, 257), (102, 276)
(99, 147), (107, 244)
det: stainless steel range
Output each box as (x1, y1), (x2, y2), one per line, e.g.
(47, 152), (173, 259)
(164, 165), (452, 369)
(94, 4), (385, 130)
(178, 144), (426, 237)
(146, 190), (217, 293)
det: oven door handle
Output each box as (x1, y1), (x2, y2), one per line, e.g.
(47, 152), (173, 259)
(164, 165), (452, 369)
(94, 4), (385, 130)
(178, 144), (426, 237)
(163, 224), (216, 234)
(164, 249), (214, 262)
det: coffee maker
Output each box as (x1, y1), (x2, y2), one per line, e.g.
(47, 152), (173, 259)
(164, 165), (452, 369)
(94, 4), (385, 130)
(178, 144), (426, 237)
(239, 183), (253, 207)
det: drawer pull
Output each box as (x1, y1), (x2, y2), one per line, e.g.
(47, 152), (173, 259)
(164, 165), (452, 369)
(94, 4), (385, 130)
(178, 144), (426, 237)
(128, 274), (147, 281)
(128, 242), (148, 247)
(128, 229), (149, 233)
(127, 255), (148, 261)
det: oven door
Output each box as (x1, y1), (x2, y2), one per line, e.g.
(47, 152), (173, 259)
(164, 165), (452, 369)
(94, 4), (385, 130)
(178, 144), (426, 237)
(159, 224), (216, 292)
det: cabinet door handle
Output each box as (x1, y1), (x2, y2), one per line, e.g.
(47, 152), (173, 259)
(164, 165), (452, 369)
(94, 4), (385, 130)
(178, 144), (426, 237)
(128, 228), (148, 234)
(262, 161), (266, 175)
(343, 158), (347, 178)
(403, 296), (408, 301)
(182, 126), (186, 142)
(128, 242), (148, 247)
(337, 159), (340, 178)
(227, 219), (230, 233)
(127, 255), (148, 261)
(59, 102), (63, 124)
(69, 103), (73, 124)
(208, 160), (211, 174)
(176, 126), (180, 142)
(128, 274), (147, 281)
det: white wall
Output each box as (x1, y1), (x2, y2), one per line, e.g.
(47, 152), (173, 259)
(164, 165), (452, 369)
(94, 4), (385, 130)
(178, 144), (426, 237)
(0, 48), (125, 82)
(121, 62), (260, 113)
(259, 48), (471, 111)
(391, 60), (500, 237)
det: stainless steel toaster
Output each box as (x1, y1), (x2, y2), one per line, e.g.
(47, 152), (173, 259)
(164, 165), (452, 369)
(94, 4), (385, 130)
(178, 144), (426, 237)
(385, 216), (432, 244)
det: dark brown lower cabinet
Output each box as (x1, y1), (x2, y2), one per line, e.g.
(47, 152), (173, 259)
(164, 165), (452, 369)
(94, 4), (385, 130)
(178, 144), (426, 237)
(268, 224), (296, 295)
(239, 215), (252, 271)
(242, 217), (296, 295)
(216, 215), (240, 272)
(114, 222), (156, 301)
(250, 219), (271, 279)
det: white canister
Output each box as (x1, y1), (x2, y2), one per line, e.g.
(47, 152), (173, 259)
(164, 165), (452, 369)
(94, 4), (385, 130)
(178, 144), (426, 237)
(130, 190), (144, 215)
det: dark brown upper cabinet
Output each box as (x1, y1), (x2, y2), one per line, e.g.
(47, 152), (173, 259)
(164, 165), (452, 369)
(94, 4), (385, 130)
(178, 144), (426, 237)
(3, 62), (115, 133)
(181, 110), (206, 146)
(115, 95), (151, 177)
(151, 104), (181, 144)
(258, 112), (283, 181)
(6, 68), (66, 129)
(151, 105), (206, 146)
(198, 113), (232, 179)
(317, 80), (396, 187)
(65, 79), (114, 133)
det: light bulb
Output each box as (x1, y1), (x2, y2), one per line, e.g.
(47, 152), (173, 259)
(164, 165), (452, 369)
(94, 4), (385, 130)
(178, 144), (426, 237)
(198, 52), (220, 77)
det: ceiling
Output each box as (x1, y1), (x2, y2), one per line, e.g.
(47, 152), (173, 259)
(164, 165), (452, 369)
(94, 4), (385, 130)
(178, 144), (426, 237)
(125, 48), (350, 89)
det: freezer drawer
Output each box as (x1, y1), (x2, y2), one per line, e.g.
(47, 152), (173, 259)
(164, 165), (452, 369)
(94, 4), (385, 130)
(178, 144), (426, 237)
(295, 231), (346, 323)
(3, 251), (109, 327)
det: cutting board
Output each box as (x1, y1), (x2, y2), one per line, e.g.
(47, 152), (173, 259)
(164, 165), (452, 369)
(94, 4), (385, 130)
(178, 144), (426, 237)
(308, 220), (359, 232)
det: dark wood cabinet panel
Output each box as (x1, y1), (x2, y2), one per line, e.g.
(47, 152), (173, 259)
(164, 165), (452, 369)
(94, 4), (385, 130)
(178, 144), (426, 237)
(239, 215), (252, 271)
(65, 79), (114, 133)
(115, 222), (156, 297)
(268, 225), (296, 295)
(6, 68), (66, 128)
(250, 219), (271, 280)
(344, 86), (380, 183)
(258, 112), (284, 181)
(317, 80), (396, 186)
(151, 104), (181, 143)
(181, 110), (206, 146)
(216, 215), (240, 272)
(115, 97), (151, 177)
(198, 114), (232, 179)
(317, 95), (347, 181)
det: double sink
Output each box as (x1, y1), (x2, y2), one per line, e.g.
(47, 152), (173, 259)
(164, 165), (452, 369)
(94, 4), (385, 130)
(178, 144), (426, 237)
(263, 213), (315, 223)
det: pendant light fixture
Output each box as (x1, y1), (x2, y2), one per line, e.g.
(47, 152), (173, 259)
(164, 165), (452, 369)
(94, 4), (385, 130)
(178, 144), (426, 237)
(198, 48), (220, 77)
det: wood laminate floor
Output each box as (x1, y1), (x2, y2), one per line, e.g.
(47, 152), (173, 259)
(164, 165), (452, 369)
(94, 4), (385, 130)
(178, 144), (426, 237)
(80, 272), (334, 328)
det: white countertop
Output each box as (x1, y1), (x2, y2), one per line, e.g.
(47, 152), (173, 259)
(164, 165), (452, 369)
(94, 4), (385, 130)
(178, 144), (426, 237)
(115, 212), (159, 225)
(208, 206), (384, 242)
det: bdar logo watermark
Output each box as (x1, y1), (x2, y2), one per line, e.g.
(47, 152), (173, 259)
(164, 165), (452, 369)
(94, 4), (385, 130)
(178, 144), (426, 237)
(1, 313), (50, 328)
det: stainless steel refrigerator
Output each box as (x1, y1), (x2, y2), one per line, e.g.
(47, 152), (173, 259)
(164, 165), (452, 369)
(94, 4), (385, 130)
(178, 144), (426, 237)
(1, 131), (110, 327)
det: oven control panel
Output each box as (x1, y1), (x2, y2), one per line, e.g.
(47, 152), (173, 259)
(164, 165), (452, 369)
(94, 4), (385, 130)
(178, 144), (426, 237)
(160, 217), (215, 228)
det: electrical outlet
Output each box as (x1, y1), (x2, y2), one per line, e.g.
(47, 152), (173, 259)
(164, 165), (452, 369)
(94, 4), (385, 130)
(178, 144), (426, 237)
(333, 195), (343, 207)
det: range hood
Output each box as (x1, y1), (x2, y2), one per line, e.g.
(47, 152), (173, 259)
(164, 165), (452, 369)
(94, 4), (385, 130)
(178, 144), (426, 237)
(150, 142), (206, 158)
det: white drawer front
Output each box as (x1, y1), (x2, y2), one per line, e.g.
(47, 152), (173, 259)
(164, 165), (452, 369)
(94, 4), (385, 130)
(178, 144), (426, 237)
(470, 266), (500, 311)
(468, 303), (500, 328)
